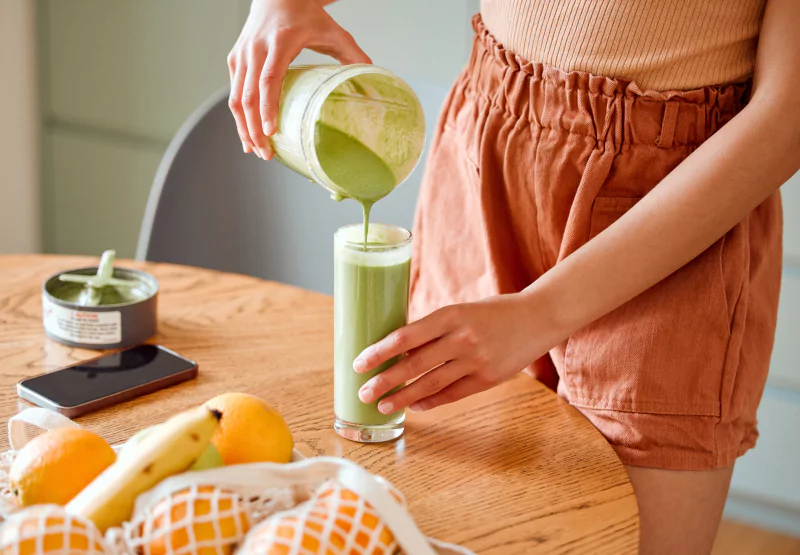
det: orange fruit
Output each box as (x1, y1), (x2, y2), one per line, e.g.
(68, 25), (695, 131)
(239, 481), (398, 555)
(0, 504), (111, 555)
(204, 393), (293, 465)
(9, 428), (116, 506)
(139, 486), (251, 555)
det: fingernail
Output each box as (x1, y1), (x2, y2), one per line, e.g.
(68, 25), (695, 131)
(242, 141), (249, 153)
(378, 401), (394, 414)
(262, 121), (273, 136)
(409, 402), (424, 413)
(353, 358), (367, 373)
(359, 385), (374, 404)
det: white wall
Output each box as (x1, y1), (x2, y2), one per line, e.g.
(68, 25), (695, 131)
(296, 0), (480, 88)
(0, 0), (40, 253)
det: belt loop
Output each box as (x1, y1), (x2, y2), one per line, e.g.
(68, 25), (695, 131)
(696, 104), (707, 144)
(656, 101), (680, 149)
(623, 96), (634, 146)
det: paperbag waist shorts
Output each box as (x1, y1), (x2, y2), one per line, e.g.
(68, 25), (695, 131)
(409, 15), (783, 470)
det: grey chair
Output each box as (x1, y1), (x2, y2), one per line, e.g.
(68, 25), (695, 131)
(136, 76), (448, 295)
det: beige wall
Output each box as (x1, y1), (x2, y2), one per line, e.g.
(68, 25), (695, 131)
(299, 0), (480, 87)
(0, 0), (40, 253)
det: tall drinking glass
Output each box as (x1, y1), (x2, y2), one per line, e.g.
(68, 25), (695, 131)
(334, 223), (411, 442)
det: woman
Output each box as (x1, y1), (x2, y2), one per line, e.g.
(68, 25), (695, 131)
(227, 1), (799, 552)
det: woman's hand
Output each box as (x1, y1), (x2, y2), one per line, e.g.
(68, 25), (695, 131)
(227, 0), (371, 159)
(355, 293), (559, 414)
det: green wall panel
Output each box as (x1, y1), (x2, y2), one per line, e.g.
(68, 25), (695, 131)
(48, 128), (163, 258)
(44, 0), (239, 141)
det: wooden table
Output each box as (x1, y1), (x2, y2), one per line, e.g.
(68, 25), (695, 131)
(0, 255), (639, 554)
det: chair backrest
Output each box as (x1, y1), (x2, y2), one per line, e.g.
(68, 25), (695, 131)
(137, 76), (448, 295)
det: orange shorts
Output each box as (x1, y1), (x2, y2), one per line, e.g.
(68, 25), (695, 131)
(409, 16), (783, 471)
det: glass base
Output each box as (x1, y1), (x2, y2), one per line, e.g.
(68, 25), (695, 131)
(334, 415), (404, 443)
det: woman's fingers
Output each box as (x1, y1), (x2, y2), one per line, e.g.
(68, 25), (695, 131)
(358, 334), (458, 404)
(227, 0), (372, 158)
(243, 48), (270, 159)
(228, 53), (254, 154)
(409, 375), (494, 412)
(376, 360), (470, 414)
(260, 38), (303, 137)
(354, 308), (452, 373)
(326, 28), (372, 65)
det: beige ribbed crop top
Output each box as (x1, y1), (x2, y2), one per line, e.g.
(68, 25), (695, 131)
(480, 0), (767, 91)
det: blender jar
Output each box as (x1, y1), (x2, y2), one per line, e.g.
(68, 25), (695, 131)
(269, 65), (426, 202)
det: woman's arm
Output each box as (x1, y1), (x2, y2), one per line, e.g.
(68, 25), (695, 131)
(356, 0), (800, 414)
(227, 0), (369, 160)
(528, 0), (800, 344)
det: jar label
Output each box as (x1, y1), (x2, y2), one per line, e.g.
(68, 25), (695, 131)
(43, 297), (122, 345)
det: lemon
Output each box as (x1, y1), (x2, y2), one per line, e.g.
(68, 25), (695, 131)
(204, 393), (293, 464)
(9, 428), (116, 507)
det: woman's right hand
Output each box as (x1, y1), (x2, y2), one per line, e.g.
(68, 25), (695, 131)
(227, 0), (371, 160)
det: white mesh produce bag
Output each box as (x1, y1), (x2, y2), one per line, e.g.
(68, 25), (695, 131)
(0, 504), (114, 555)
(240, 479), (402, 554)
(0, 408), (475, 555)
(126, 485), (252, 555)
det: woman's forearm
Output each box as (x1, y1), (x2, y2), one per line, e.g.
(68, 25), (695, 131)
(523, 95), (800, 342)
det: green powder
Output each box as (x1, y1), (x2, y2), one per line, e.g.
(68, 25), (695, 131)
(314, 122), (397, 245)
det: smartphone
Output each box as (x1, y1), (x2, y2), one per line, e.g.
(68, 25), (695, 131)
(17, 344), (198, 418)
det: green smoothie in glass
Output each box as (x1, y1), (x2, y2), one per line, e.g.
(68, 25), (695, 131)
(334, 224), (411, 442)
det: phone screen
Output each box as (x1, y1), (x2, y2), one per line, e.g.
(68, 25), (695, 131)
(20, 345), (196, 408)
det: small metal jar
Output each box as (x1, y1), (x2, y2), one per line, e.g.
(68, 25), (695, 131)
(42, 252), (159, 350)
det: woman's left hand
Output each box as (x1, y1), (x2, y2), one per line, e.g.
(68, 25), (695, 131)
(354, 293), (555, 414)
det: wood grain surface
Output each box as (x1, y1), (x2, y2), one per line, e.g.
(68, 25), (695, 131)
(0, 255), (639, 554)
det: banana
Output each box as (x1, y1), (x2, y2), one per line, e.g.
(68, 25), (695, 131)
(65, 405), (221, 532)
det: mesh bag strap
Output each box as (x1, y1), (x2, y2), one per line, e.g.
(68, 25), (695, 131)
(428, 538), (478, 555)
(7, 407), (81, 450)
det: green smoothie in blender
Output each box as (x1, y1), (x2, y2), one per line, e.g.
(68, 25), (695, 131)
(314, 121), (396, 245)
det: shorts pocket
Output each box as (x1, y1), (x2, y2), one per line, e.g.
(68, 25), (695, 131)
(589, 197), (641, 238)
(564, 196), (737, 417)
(443, 91), (485, 180)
